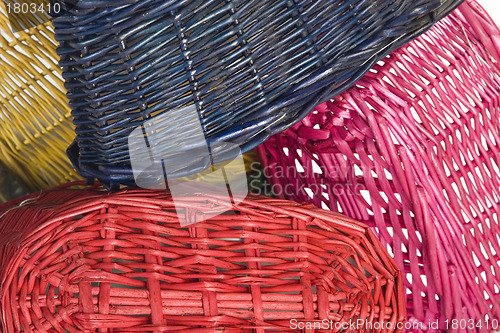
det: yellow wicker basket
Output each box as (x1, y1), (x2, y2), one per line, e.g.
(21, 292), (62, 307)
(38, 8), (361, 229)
(0, 0), (80, 191)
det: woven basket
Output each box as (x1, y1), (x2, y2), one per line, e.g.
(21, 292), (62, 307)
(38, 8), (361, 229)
(0, 0), (81, 192)
(0, 182), (405, 332)
(53, 0), (463, 189)
(257, 0), (500, 330)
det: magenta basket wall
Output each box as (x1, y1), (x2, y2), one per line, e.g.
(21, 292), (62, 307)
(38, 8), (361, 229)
(258, 0), (500, 331)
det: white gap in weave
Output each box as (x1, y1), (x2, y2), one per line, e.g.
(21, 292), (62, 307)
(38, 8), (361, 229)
(304, 187), (313, 200)
(462, 234), (468, 247)
(440, 140), (447, 151)
(388, 67), (398, 79)
(471, 205), (479, 219)
(429, 123), (440, 137)
(294, 159), (304, 173)
(402, 53), (415, 67)
(353, 165), (363, 177)
(484, 290), (490, 301)
(443, 162), (452, 177)
(456, 100), (470, 118)
(472, 86), (483, 102)
(384, 169), (392, 181)
(394, 192), (401, 204)
(313, 153), (319, 159)
(406, 45), (419, 59)
(381, 75), (396, 88)
(389, 130), (399, 145)
(414, 230), (423, 243)
(466, 170), (478, 191)
(416, 248), (422, 258)
(414, 37), (428, 52)
(360, 190), (372, 206)
(442, 189), (450, 202)
(402, 228), (409, 240)
(387, 227), (393, 237)
(480, 242), (489, 261)
(410, 106), (423, 124)
(438, 52), (451, 67)
(311, 160), (322, 174)
(436, 118), (447, 132)
(321, 202), (328, 210)
(477, 200), (485, 214)
(401, 242), (408, 254)
(452, 68), (465, 85)
(493, 264), (498, 276)
(395, 61), (411, 76)
(444, 75), (457, 91)
(485, 217), (493, 233)
(379, 191), (389, 204)
(386, 244), (394, 257)
(495, 285), (499, 294)
(418, 73), (431, 88)
(481, 134), (490, 152)
(406, 273), (412, 284)
(337, 202), (343, 214)
(458, 148), (467, 166)
(283, 147), (289, 157)
(421, 275), (427, 287)
(474, 166), (485, 184)
(488, 129), (498, 147)
(461, 210), (471, 226)
(472, 251), (481, 267)
(451, 182), (462, 201)
(438, 81), (448, 97)
(296, 148), (303, 158)
(313, 124), (320, 129)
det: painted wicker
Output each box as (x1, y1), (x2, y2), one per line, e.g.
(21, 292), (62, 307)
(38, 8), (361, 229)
(0, 0), (81, 191)
(0, 182), (405, 332)
(53, 0), (463, 189)
(258, 0), (500, 331)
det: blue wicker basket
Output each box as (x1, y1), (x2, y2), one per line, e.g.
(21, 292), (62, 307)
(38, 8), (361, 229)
(54, 0), (463, 189)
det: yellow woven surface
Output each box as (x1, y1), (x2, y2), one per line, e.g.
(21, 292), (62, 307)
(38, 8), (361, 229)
(0, 1), (80, 192)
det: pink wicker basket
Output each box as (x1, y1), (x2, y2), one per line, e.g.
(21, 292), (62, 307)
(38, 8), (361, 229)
(0, 182), (405, 332)
(258, 0), (500, 331)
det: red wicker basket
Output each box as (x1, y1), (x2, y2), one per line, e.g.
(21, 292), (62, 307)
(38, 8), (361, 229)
(0, 182), (405, 332)
(257, 0), (500, 331)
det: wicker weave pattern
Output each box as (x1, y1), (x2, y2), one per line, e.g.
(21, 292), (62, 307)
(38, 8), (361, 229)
(0, 0), (80, 191)
(258, 1), (500, 330)
(0, 182), (406, 332)
(53, 0), (463, 187)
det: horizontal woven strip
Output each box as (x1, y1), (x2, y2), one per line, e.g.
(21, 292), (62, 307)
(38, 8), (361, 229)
(53, 0), (463, 188)
(258, 0), (500, 330)
(0, 182), (405, 332)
